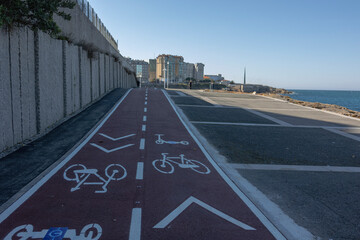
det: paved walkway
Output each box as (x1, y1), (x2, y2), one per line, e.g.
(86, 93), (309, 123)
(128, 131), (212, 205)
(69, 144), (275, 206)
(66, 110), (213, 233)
(170, 89), (360, 240)
(0, 88), (284, 239)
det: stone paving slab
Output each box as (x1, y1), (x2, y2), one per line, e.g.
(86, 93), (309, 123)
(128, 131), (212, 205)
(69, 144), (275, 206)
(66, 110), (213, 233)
(193, 124), (360, 166)
(238, 169), (360, 240)
(263, 110), (360, 127)
(186, 91), (261, 99)
(180, 106), (276, 124)
(171, 96), (213, 106)
(172, 89), (360, 239)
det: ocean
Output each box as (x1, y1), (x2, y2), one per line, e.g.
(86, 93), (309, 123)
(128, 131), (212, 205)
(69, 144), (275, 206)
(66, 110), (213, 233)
(284, 90), (360, 112)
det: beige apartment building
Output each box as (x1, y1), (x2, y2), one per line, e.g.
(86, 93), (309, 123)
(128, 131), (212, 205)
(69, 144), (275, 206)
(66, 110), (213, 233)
(156, 54), (184, 83)
(155, 54), (204, 83)
(149, 59), (156, 82)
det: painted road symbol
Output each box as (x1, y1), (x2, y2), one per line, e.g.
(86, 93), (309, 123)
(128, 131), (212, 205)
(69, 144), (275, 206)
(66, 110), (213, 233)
(43, 227), (68, 240)
(5, 223), (102, 240)
(90, 133), (135, 153)
(63, 164), (127, 193)
(152, 153), (211, 174)
(155, 134), (189, 145)
(154, 196), (256, 230)
(98, 133), (135, 141)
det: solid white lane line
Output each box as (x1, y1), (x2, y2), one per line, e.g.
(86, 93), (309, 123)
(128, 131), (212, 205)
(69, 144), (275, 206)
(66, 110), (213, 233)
(323, 127), (360, 142)
(129, 208), (142, 240)
(162, 89), (287, 240)
(142, 125), (146, 131)
(136, 162), (144, 180)
(143, 116), (147, 122)
(140, 138), (145, 150)
(191, 121), (280, 127)
(231, 163), (360, 172)
(145, 101), (147, 105)
(190, 121), (360, 130)
(0, 89), (133, 224)
(176, 91), (187, 96)
(144, 107), (147, 113)
(243, 108), (293, 126)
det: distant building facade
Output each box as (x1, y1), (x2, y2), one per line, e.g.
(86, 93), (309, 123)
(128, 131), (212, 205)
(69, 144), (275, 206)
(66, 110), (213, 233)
(149, 59), (156, 82)
(183, 62), (195, 80)
(126, 58), (149, 84)
(155, 54), (204, 83)
(194, 63), (205, 81)
(204, 74), (224, 82)
(156, 54), (184, 83)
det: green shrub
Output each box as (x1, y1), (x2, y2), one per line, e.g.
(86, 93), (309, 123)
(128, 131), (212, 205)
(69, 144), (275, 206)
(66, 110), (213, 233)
(0, 0), (75, 37)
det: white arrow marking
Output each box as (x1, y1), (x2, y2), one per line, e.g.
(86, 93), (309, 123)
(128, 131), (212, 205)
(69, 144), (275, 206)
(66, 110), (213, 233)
(90, 143), (134, 153)
(153, 196), (256, 230)
(98, 133), (135, 141)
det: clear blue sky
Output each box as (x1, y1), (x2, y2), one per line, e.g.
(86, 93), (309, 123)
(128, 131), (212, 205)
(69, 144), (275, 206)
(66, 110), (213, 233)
(88, 0), (360, 90)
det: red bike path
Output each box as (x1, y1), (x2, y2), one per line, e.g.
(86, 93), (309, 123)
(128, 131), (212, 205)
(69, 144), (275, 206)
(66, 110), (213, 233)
(0, 88), (285, 240)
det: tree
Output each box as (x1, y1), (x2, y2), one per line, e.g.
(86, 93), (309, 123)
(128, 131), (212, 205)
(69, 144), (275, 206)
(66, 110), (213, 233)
(230, 80), (235, 84)
(0, 0), (75, 38)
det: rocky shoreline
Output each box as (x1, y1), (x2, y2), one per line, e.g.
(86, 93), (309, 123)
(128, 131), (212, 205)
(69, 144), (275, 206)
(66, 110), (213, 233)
(263, 93), (360, 119)
(202, 89), (360, 119)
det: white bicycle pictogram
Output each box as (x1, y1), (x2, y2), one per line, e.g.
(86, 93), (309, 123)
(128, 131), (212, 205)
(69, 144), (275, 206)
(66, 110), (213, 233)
(5, 223), (102, 240)
(152, 153), (211, 174)
(63, 164), (126, 193)
(155, 134), (189, 145)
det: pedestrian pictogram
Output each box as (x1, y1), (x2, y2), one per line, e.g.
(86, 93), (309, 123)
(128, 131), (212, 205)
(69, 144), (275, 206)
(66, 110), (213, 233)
(152, 153), (211, 174)
(63, 164), (127, 193)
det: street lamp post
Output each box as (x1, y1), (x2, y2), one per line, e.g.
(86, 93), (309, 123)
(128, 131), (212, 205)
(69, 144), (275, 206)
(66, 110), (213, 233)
(167, 62), (170, 89)
(163, 68), (166, 89)
(139, 73), (142, 88)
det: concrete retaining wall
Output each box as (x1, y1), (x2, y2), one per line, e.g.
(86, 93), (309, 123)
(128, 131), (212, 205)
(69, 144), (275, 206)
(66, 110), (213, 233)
(0, 27), (138, 153)
(54, 4), (134, 72)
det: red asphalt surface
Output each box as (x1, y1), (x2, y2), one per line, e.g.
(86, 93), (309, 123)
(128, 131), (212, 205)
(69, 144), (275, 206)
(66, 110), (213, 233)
(0, 88), (280, 240)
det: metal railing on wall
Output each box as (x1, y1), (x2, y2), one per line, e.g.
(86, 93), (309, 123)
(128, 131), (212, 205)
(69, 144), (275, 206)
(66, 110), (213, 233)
(76, 0), (118, 51)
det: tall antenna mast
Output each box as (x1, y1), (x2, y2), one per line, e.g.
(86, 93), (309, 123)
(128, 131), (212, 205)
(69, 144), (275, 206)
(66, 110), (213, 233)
(243, 67), (246, 85)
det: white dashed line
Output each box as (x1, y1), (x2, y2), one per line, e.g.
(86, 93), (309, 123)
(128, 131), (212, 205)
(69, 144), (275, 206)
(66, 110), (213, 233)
(145, 97), (148, 100)
(144, 108), (147, 113)
(230, 163), (360, 172)
(145, 101), (147, 105)
(142, 125), (146, 131)
(129, 208), (142, 240)
(136, 162), (144, 180)
(143, 116), (147, 122)
(139, 138), (145, 150)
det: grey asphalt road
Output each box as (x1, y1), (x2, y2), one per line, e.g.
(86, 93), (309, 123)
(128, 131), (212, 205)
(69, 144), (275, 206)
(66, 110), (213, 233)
(169, 89), (360, 240)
